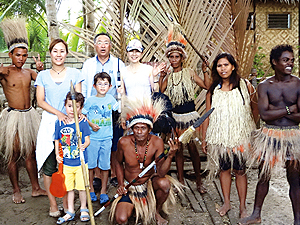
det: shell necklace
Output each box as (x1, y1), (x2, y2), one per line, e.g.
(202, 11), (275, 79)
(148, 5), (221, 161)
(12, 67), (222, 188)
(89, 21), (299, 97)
(134, 139), (149, 169)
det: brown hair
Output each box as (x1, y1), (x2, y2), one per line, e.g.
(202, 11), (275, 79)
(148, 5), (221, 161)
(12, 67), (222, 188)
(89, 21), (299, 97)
(93, 72), (111, 85)
(49, 39), (69, 53)
(64, 91), (85, 108)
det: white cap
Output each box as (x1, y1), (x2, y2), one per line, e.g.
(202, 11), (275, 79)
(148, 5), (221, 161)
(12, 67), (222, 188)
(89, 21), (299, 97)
(126, 39), (144, 52)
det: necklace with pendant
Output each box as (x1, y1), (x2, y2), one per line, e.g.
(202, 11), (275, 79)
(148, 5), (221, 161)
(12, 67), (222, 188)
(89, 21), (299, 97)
(134, 139), (149, 169)
(51, 67), (66, 75)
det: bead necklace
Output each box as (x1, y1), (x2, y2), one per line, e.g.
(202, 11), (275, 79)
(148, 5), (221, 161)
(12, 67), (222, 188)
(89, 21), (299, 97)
(134, 139), (149, 169)
(51, 67), (66, 75)
(171, 70), (183, 86)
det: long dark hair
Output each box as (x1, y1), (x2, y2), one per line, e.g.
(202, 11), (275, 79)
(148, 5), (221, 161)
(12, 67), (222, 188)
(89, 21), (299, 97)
(208, 52), (244, 104)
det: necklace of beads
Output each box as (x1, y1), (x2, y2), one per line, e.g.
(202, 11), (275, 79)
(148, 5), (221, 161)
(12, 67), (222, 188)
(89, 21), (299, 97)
(171, 70), (183, 86)
(134, 139), (149, 169)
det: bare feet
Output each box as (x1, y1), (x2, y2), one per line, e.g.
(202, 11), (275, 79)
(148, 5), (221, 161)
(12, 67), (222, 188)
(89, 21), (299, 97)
(239, 207), (248, 219)
(216, 203), (231, 216)
(12, 192), (25, 204)
(238, 215), (261, 225)
(155, 212), (168, 225)
(31, 188), (47, 197)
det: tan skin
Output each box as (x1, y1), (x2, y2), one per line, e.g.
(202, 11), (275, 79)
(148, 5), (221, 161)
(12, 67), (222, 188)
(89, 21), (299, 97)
(115, 123), (178, 225)
(0, 47), (47, 203)
(159, 52), (211, 193)
(202, 57), (259, 218)
(239, 51), (300, 225)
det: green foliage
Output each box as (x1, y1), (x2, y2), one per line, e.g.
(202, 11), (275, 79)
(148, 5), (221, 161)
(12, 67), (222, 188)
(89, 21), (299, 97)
(253, 46), (266, 77)
(67, 17), (84, 52)
(27, 14), (48, 61)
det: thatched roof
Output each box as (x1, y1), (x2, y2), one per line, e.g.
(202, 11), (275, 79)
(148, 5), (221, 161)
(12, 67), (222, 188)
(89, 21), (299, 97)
(261, 0), (299, 5)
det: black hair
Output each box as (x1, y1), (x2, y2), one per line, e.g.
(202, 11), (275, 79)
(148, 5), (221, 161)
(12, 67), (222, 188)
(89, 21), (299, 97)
(94, 32), (112, 43)
(64, 91), (85, 108)
(93, 72), (111, 85)
(8, 38), (28, 53)
(270, 44), (293, 70)
(209, 52), (245, 104)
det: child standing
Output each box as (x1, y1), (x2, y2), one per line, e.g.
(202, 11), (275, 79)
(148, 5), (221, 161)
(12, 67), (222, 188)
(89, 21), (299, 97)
(83, 72), (119, 204)
(55, 92), (91, 224)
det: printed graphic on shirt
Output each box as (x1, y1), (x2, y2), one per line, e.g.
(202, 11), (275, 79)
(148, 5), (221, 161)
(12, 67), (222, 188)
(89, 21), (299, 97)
(88, 104), (112, 127)
(60, 126), (81, 159)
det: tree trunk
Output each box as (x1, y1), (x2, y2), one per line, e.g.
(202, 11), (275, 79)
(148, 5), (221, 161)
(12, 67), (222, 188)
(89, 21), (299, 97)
(85, 0), (95, 57)
(45, 0), (60, 42)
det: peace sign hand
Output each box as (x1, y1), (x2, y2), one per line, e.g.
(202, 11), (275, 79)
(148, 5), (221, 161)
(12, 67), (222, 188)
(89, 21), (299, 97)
(33, 54), (44, 72)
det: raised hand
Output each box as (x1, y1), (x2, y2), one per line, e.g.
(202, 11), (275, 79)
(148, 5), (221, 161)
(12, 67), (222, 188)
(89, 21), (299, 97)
(33, 54), (44, 71)
(153, 62), (167, 77)
(168, 137), (179, 157)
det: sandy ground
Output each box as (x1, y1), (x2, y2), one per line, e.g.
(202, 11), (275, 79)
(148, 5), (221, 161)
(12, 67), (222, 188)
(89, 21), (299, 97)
(0, 163), (294, 225)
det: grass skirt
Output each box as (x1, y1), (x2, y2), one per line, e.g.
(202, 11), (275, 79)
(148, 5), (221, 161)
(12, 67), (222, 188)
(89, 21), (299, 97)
(172, 111), (200, 130)
(109, 175), (183, 224)
(0, 107), (40, 162)
(249, 124), (300, 180)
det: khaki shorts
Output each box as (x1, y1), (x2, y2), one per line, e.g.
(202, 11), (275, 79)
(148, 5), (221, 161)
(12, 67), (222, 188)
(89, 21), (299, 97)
(63, 164), (88, 191)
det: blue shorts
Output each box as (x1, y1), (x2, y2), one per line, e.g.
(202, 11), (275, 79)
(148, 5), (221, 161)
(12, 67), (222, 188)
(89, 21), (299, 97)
(87, 139), (112, 170)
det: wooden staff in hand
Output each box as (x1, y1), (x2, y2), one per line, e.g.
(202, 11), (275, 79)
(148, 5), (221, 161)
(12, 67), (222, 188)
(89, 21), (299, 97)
(70, 81), (95, 225)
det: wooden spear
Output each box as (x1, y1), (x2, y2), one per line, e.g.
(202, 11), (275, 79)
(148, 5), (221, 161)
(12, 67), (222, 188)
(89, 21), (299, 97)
(70, 81), (95, 225)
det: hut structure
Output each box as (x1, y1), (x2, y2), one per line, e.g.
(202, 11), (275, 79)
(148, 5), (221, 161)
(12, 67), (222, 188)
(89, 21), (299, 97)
(248, 0), (299, 76)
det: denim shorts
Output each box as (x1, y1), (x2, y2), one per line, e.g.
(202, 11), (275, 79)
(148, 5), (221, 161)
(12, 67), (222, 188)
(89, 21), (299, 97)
(87, 139), (112, 170)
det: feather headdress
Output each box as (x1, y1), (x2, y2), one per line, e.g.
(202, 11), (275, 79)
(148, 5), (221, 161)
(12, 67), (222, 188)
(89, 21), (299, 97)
(121, 97), (165, 129)
(165, 24), (188, 60)
(0, 18), (28, 53)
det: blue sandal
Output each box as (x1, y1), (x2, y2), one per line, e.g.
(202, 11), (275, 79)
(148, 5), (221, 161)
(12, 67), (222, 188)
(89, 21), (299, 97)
(57, 211), (75, 224)
(90, 192), (97, 202)
(100, 193), (109, 204)
(80, 208), (90, 222)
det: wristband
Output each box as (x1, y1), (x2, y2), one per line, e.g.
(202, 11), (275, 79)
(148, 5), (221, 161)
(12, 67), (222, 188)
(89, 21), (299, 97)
(286, 106), (291, 115)
(154, 80), (159, 83)
(203, 71), (208, 73)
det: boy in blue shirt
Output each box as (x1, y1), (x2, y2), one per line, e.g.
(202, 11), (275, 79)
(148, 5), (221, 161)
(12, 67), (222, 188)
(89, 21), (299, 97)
(55, 92), (91, 224)
(83, 72), (119, 204)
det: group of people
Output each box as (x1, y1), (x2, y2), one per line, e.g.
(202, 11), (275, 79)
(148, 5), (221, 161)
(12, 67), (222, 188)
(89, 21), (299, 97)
(0, 17), (300, 225)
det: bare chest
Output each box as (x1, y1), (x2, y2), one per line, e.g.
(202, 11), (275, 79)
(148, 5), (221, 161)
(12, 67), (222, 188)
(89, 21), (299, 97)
(268, 82), (299, 106)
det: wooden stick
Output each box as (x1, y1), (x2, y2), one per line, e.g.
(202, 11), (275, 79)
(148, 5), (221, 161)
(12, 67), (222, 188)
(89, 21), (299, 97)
(94, 148), (170, 216)
(70, 81), (95, 225)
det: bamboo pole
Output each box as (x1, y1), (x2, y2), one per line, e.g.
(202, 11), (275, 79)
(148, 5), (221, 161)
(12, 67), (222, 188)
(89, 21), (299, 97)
(70, 81), (95, 225)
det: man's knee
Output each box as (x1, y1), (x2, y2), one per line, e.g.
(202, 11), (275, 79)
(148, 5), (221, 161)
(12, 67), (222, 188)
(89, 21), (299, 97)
(115, 214), (129, 225)
(153, 177), (171, 193)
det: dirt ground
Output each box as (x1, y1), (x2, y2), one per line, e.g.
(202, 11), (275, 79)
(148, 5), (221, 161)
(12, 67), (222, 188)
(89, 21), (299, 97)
(0, 163), (294, 225)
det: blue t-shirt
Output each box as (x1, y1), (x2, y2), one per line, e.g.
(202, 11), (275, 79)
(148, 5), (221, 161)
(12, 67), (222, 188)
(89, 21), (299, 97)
(82, 94), (118, 140)
(54, 119), (91, 167)
(35, 68), (84, 112)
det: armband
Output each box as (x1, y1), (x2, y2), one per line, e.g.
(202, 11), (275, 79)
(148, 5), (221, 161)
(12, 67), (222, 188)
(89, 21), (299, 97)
(286, 106), (291, 115)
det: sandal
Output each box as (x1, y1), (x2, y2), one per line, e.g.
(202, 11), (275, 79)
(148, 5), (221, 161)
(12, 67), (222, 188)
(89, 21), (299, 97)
(90, 192), (97, 202)
(80, 208), (90, 222)
(100, 193), (109, 204)
(57, 211), (75, 224)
